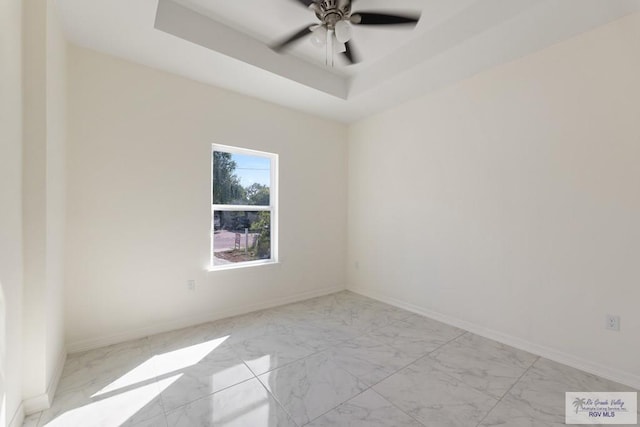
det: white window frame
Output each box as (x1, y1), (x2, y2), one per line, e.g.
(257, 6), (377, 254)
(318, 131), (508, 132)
(210, 144), (278, 270)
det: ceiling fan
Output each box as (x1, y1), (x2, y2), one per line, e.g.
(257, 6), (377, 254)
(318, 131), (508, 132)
(272, 0), (421, 65)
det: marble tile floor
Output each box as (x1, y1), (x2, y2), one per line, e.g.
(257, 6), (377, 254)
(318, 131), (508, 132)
(23, 291), (638, 427)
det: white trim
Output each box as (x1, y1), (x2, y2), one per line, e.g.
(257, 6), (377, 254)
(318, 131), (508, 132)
(46, 349), (66, 406)
(348, 286), (640, 390)
(212, 205), (271, 212)
(208, 259), (279, 272)
(8, 402), (24, 427)
(22, 394), (48, 417)
(22, 347), (67, 415)
(67, 285), (344, 354)
(271, 152), (279, 263)
(212, 144), (278, 159)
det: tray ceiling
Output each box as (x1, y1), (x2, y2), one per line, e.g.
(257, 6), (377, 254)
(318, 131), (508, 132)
(55, 0), (640, 122)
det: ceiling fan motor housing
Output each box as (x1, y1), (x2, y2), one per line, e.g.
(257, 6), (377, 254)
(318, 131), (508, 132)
(315, 0), (351, 28)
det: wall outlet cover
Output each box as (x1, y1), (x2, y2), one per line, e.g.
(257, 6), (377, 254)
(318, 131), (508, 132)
(606, 314), (620, 331)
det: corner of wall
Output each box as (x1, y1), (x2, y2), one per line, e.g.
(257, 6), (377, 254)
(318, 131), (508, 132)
(7, 404), (24, 427)
(21, 0), (68, 413)
(22, 347), (66, 416)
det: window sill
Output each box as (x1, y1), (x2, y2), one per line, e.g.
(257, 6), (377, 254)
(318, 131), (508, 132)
(207, 259), (280, 272)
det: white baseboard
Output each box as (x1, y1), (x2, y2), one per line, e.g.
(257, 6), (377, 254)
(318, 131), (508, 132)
(8, 402), (24, 427)
(23, 347), (67, 415)
(22, 394), (48, 417)
(349, 286), (640, 390)
(67, 285), (345, 354)
(47, 348), (67, 403)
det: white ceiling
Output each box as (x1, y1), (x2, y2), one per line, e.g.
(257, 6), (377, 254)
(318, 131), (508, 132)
(55, 0), (640, 123)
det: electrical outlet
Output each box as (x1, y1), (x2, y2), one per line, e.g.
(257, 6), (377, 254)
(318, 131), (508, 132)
(605, 314), (620, 331)
(187, 280), (196, 291)
(354, 261), (359, 270)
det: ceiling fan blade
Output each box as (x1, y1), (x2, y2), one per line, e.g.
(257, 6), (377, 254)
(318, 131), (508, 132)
(343, 41), (359, 64)
(350, 12), (420, 26)
(291, 0), (315, 7)
(271, 25), (314, 51)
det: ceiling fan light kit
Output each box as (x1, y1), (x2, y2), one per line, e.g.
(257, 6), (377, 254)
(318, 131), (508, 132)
(272, 0), (421, 66)
(334, 20), (352, 44)
(310, 25), (327, 47)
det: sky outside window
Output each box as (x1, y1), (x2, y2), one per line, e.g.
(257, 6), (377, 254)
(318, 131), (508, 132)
(232, 153), (270, 187)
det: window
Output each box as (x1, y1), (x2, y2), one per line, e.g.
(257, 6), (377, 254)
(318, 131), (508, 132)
(211, 144), (278, 268)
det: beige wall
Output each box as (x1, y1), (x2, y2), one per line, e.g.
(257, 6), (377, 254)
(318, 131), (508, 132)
(0, 0), (24, 425)
(65, 46), (348, 350)
(348, 13), (640, 388)
(21, 0), (67, 412)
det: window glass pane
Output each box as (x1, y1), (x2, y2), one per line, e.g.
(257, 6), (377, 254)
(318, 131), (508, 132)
(213, 211), (271, 265)
(213, 151), (270, 206)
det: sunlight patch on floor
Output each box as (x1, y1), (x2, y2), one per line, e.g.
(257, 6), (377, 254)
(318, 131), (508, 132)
(93, 336), (229, 397)
(151, 336), (231, 377)
(45, 375), (181, 427)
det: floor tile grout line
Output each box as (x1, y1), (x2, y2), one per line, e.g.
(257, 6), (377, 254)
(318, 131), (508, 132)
(299, 332), (413, 427)
(154, 372), (170, 424)
(302, 384), (373, 426)
(237, 298), (400, 426)
(355, 340), (445, 392)
(254, 343), (373, 426)
(474, 355), (541, 427)
(306, 330), (469, 427)
(146, 338), (196, 420)
(234, 310), (393, 380)
(357, 331), (510, 427)
(159, 376), (257, 418)
(364, 314), (468, 358)
(228, 312), (378, 426)
(240, 340), (344, 379)
(418, 333), (543, 401)
(253, 375), (302, 427)
(240, 307), (411, 425)
(230, 343), (261, 381)
(444, 331), (540, 371)
(361, 329), (472, 394)
(298, 333), (425, 424)
(260, 307), (404, 377)
(393, 316), (544, 392)
(496, 355), (540, 403)
(368, 387), (429, 427)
